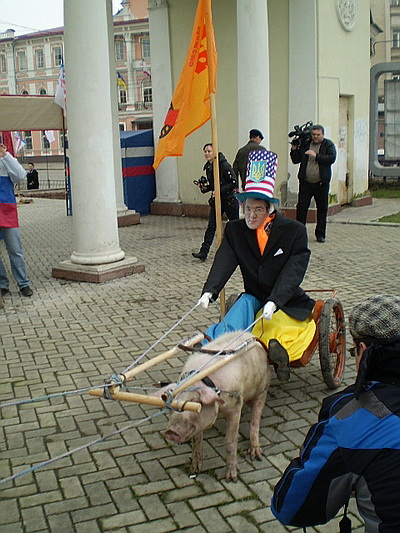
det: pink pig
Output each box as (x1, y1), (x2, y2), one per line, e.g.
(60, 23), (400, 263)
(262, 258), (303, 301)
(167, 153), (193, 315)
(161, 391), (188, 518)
(162, 331), (271, 482)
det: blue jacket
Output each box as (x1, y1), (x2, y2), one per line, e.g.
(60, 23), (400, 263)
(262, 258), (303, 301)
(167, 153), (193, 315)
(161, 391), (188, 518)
(271, 374), (400, 531)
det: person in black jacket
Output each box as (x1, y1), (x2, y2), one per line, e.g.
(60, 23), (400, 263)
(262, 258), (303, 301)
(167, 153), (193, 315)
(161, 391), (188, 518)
(26, 162), (39, 190)
(192, 143), (239, 262)
(197, 150), (316, 381)
(271, 294), (400, 532)
(290, 124), (336, 243)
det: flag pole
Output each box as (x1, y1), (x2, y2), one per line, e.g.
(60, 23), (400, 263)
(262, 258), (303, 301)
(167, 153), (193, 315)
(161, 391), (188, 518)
(205, 1), (225, 316)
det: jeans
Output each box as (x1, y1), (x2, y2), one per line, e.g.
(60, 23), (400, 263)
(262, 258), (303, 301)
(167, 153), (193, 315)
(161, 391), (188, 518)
(0, 227), (30, 289)
(296, 180), (330, 239)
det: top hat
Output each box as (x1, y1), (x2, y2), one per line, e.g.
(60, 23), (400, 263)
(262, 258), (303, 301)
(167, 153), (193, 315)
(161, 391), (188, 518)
(236, 149), (279, 204)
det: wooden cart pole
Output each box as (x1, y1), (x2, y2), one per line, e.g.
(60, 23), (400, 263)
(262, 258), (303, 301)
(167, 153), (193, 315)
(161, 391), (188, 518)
(88, 389), (201, 413)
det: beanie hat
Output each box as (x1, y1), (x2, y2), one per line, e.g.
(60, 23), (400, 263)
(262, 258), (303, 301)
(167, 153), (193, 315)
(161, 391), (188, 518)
(349, 294), (400, 340)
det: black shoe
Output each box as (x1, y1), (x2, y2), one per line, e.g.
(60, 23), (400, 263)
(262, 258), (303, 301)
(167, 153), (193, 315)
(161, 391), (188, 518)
(316, 236), (326, 243)
(268, 339), (290, 382)
(192, 252), (207, 262)
(1, 288), (10, 297)
(20, 286), (33, 297)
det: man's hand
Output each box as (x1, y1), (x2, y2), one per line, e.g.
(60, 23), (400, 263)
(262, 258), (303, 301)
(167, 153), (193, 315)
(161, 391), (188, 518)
(0, 144), (8, 158)
(197, 292), (213, 309)
(305, 149), (317, 158)
(262, 301), (277, 321)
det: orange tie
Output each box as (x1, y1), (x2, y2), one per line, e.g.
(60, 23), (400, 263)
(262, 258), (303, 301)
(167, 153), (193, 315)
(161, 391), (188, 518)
(256, 214), (275, 255)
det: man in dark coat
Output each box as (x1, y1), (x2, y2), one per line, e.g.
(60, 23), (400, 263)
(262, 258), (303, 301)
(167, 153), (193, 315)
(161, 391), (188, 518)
(198, 150), (315, 381)
(290, 124), (336, 243)
(233, 129), (266, 190)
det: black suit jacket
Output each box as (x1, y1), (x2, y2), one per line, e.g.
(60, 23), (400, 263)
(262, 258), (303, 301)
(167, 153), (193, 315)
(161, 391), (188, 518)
(202, 213), (315, 320)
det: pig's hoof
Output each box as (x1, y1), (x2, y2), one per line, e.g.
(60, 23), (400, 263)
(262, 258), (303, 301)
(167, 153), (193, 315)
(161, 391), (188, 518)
(248, 447), (263, 461)
(225, 465), (239, 482)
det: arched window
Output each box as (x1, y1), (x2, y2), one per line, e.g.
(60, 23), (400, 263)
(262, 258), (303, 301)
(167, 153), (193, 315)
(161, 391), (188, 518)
(39, 88), (47, 95)
(21, 90), (29, 95)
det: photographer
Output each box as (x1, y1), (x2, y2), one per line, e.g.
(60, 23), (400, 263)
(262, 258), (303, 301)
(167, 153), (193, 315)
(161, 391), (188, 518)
(192, 143), (239, 262)
(290, 124), (336, 243)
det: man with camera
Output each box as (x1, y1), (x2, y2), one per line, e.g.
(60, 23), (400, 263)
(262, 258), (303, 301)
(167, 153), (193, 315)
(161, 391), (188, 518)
(192, 143), (239, 262)
(290, 124), (336, 243)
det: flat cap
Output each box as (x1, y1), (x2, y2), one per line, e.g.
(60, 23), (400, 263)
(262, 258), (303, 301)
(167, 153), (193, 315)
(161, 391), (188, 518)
(349, 294), (400, 340)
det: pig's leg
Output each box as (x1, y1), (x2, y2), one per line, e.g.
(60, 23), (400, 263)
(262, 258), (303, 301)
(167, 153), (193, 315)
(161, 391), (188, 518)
(190, 432), (203, 474)
(224, 408), (242, 482)
(248, 390), (268, 460)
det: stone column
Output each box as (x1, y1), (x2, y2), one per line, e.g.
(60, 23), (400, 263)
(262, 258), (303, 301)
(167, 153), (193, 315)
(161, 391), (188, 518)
(287, 0), (317, 202)
(53, 0), (143, 282)
(148, 0), (180, 206)
(236, 0), (270, 147)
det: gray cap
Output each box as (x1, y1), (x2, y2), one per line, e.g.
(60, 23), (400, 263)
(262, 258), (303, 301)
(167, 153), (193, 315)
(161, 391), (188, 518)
(349, 294), (400, 340)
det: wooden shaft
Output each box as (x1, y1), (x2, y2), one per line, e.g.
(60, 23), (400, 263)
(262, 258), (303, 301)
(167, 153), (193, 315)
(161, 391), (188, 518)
(123, 331), (204, 382)
(89, 388), (201, 413)
(171, 338), (256, 397)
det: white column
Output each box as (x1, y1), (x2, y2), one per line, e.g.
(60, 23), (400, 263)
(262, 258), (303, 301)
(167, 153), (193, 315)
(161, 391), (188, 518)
(64, 0), (125, 264)
(236, 0), (270, 148)
(287, 0), (317, 196)
(148, 0), (180, 203)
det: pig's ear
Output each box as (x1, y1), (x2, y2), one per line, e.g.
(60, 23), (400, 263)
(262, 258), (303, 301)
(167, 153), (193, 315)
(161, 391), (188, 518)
(199, 387), (225, 406)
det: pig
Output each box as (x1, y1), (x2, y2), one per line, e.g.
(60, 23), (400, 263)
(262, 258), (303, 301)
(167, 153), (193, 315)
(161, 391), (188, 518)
(162, 331), (271, 482)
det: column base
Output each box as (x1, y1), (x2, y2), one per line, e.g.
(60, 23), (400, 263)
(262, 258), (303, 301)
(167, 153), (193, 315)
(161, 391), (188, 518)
(117, 210), (141, 227)
(52, 256), (145, 283)
(151, 202), (210, 218)
(281, 203), (341, 222)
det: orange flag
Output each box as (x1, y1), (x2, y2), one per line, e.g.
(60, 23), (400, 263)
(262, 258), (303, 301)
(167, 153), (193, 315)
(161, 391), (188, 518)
(153, 0), (217, 169)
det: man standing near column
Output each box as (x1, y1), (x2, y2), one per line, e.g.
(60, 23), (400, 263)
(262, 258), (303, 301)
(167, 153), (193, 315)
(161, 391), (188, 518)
(0, 143), (33, 297)
(290, 124), (336, 243)
(233, 129), (266, 190)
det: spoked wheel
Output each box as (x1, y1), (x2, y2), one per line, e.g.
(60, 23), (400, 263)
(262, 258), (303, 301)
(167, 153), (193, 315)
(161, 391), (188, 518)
(318, 298), (346, 389)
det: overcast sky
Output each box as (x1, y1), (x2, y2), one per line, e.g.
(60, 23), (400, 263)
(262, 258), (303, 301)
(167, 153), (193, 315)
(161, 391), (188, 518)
(0, 0), (123, 35)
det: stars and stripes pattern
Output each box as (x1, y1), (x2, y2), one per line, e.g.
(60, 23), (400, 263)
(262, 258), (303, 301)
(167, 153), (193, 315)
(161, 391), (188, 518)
(244, 150), (278, 199)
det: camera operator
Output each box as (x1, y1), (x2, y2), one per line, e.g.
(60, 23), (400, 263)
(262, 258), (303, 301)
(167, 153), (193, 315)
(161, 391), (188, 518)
(290, 124), (336, 243)
(192, 143), (239, 262)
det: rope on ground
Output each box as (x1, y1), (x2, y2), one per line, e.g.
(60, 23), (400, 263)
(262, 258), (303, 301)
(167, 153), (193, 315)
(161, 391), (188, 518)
(121, 301), (201, 374)
(0, 408), (167, 486)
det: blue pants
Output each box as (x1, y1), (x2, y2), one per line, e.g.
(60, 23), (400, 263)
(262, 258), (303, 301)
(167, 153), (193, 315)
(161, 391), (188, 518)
(0, 227), (30, 289)
(204, 293), (262, 343)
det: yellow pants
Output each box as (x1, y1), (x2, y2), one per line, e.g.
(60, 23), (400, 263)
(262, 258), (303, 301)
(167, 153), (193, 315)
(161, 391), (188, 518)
(252, 309), (316, 362)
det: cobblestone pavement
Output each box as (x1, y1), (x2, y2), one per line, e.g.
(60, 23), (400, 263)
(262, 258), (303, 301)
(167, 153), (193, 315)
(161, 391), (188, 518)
(1, 198), (399, 533)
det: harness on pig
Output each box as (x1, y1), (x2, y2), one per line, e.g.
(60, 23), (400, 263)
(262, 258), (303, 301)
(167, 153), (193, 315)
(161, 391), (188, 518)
(180, 370), (221, 396)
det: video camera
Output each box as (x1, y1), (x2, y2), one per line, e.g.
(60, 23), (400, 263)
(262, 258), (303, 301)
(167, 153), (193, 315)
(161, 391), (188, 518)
(288, 121), (313, 150)
(193, 175), (211, 194)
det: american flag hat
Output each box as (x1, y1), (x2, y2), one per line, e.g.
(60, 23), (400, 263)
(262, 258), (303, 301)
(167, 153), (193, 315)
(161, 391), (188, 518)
(236, 149), (279, 204)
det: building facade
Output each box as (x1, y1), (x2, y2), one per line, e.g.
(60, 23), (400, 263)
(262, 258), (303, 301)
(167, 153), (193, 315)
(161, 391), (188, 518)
(0, 0), (151, 168)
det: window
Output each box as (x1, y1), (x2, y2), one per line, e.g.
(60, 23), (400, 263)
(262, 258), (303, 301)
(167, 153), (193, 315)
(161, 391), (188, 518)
(36, 49), (44, 69)
(59, 132), (68, 149)
(21, 90), (29, 95)
(393, 30), (400, 48)
(115, 39), (125, 61)
(42, 131), (50, 150)
(142, 79), (152, 104)
(24, 131), (32, 150)
(0, 55), (6, 73)
(119, 89), (127, 104)
(53, 46), (63, 66)
(18, 51), (27, 70)
(39, 88), (47, 95)
(141, 38), (150, 59)
(119, 123), (126, 131)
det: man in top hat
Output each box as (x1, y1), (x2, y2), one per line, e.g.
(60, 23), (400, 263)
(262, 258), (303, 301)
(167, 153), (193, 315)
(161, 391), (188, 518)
(197, 150), (316, 381)
(271, 294), (400, 530)
(233, 129), (267, 190)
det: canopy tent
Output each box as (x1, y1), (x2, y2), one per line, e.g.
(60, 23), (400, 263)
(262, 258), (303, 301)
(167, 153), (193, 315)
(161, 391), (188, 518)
(0, 95), (64, 131)
(120, 130), (155, 215)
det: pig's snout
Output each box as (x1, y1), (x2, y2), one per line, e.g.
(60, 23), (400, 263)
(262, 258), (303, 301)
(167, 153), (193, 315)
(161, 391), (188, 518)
(164, 429), (184, 443)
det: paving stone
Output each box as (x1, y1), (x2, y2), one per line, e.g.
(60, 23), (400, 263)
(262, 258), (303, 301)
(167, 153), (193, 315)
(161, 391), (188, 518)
(0, 198), (399, 532)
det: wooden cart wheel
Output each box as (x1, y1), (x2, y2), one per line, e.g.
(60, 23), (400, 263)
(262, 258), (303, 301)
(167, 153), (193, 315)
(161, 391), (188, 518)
(318, 298), (346, 389)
